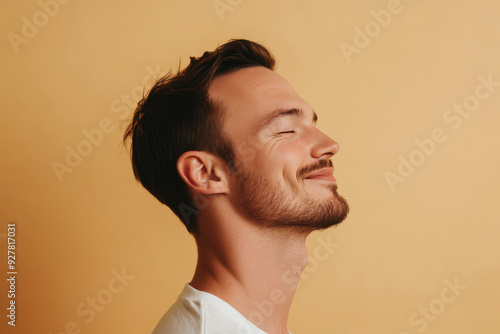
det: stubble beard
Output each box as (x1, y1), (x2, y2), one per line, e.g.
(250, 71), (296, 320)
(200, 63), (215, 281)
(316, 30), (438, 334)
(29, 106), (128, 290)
(233, 163), (350, 233)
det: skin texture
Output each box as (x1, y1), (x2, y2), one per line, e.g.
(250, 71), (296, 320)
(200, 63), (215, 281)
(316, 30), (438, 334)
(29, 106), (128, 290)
(176, 66), (348, 334)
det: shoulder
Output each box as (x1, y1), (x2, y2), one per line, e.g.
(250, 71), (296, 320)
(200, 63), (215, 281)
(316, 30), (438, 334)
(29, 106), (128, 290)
(152, 294), (202, 334)
(152, 284), (268, 334)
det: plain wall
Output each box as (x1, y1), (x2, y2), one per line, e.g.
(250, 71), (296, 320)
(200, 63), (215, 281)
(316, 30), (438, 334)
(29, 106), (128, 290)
(1, 0), (500, 333)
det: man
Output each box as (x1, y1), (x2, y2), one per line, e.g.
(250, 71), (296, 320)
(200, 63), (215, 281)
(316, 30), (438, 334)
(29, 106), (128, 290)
(124, 39), (349, 334)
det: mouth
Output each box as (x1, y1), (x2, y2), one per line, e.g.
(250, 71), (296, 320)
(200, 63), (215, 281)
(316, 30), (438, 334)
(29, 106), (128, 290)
(304, 167), (336, 182)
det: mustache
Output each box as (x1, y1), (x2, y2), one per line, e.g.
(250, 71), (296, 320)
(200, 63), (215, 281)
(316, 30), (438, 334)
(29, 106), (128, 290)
(297, 159), (333, 180)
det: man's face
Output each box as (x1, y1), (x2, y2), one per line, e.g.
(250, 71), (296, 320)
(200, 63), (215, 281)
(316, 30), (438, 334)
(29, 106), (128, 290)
(208, 66), (349, 232)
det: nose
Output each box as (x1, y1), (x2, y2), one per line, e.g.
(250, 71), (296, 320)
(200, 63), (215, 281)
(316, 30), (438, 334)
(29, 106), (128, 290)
(310, 128), (340, 159)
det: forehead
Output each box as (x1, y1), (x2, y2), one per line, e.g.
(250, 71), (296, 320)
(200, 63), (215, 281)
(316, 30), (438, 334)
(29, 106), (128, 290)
(208, 66), (311, 139)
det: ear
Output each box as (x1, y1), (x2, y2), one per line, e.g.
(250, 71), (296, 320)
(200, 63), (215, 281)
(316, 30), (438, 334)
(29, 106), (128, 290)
(176, 151), (229, 195)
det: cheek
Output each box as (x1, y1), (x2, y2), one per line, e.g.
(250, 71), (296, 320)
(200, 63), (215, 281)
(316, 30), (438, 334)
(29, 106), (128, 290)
(234, 133), (309, 186)
(276, 144), (307, 185)
(242, 151), (294, 189)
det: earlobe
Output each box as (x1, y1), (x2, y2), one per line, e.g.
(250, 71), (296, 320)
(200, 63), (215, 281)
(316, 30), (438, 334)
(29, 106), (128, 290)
(177, 151), (228, 195)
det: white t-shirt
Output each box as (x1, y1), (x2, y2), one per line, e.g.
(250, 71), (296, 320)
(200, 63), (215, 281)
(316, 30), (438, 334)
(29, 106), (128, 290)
(152, 284), (292, 334)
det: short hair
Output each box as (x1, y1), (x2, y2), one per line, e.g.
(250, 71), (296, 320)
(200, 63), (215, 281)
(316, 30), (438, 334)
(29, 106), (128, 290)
(123, 39), (276, 233)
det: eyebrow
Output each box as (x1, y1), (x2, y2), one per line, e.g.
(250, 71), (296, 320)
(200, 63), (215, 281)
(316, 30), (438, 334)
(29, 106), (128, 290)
(257, 108), (318, 131)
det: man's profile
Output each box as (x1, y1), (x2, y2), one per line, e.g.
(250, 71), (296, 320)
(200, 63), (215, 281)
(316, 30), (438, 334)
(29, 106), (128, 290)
(124, 39), (349, 334)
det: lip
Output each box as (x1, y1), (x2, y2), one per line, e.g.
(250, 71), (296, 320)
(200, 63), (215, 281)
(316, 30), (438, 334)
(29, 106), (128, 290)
(304, 167), (336, 182)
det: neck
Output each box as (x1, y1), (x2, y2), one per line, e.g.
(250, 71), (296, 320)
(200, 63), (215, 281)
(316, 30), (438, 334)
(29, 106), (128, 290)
(190, 203), (310, 334)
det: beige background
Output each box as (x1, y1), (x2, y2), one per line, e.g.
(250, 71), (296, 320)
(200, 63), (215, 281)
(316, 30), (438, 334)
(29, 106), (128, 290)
(1, 0), (500, 333)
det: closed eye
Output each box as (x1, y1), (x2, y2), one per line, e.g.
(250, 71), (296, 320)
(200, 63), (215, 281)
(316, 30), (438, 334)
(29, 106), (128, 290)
(278, 130), (295, 134)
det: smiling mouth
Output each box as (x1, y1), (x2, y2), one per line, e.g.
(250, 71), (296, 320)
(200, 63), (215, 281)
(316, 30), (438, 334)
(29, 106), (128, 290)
(304, 167), (336, 182)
